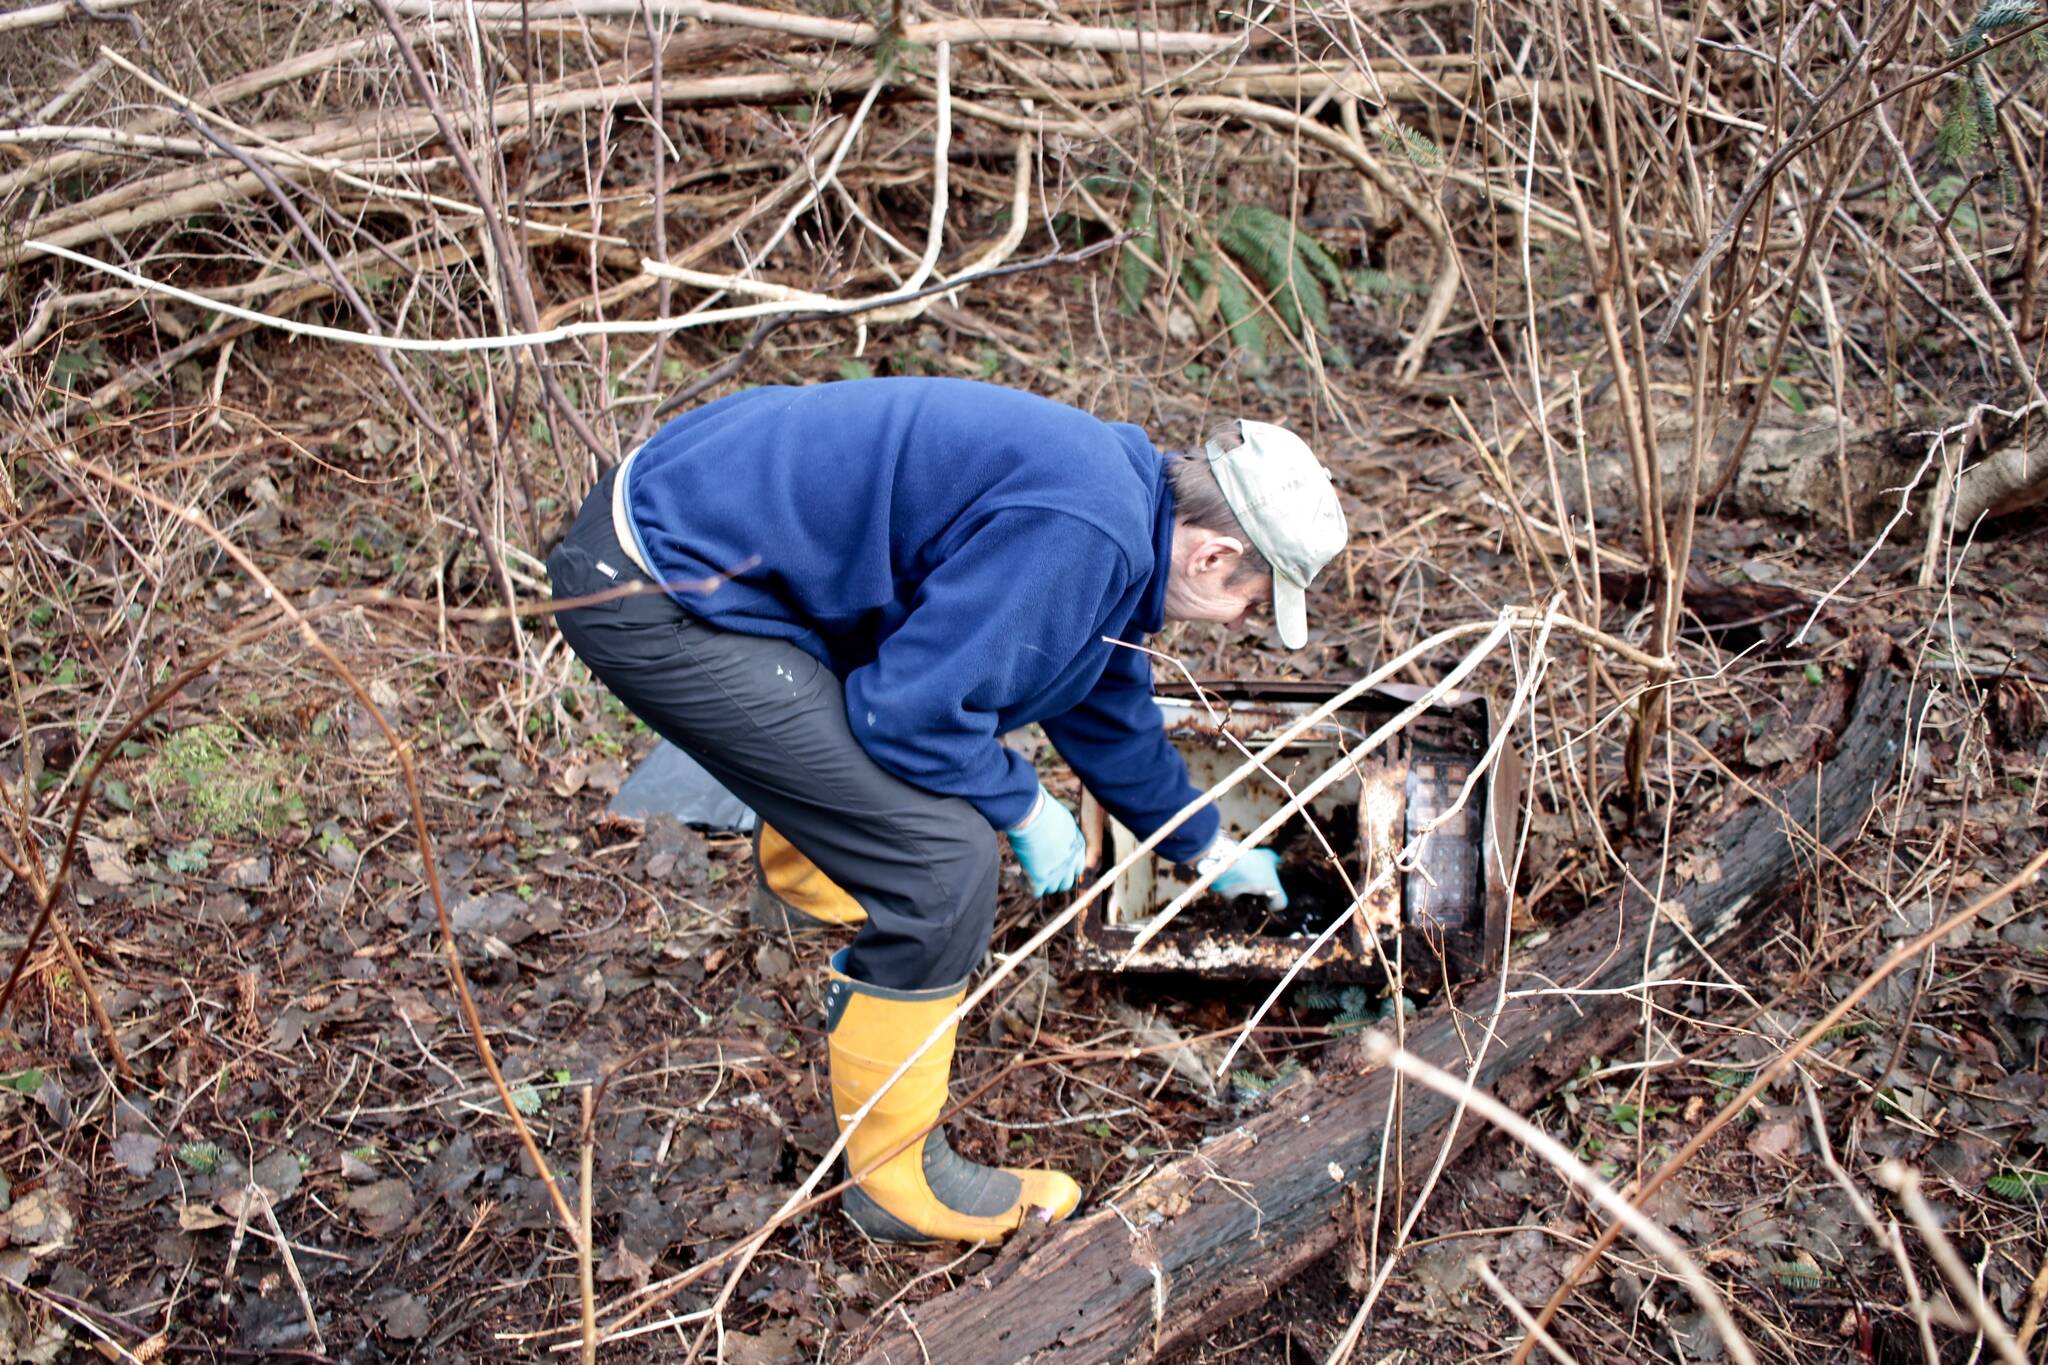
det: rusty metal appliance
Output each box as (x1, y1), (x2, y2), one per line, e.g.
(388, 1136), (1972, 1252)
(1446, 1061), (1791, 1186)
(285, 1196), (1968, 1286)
(1075, 679), (1519, 986)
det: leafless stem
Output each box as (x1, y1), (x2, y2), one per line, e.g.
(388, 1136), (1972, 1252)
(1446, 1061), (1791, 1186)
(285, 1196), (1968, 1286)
(1875, 1161), (2027, 1365)
(1349, 1032), (1757, 1365)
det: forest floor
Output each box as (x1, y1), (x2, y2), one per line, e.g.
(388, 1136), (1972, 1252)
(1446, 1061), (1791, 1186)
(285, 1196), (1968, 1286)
(9, 280), (2046, 1364)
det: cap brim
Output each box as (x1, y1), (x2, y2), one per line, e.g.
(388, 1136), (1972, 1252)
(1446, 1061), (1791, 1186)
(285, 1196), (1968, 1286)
(1273, 577), (1309, 650)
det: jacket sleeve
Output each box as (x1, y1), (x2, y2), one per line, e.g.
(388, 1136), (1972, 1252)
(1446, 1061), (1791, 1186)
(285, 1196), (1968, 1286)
(1039, 637), (1220, 864)
(843, 510), (1131, 831)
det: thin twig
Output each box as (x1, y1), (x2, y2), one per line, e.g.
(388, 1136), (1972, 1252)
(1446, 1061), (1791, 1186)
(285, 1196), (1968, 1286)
(1472, 1257), (1580, 1365)
(1348, 1032), (1757, 1365)
(1802, 1078), (1942, 1365)
(579, 1086), (597, 1365)
(1875, 1162), (2027, 1365)
(1514, 840), (2048, 1362)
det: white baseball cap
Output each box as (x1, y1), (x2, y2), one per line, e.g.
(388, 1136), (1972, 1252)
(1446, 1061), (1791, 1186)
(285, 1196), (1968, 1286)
(1205, 420), (1348, 650)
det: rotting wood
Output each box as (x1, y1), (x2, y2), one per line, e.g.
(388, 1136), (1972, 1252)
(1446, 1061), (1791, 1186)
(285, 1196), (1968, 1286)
(854, 634), (1912, 1365)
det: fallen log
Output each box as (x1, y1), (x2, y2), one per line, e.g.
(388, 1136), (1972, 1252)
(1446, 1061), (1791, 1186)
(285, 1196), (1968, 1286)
(855, 635), (1911, 1364)
(1568, 399), (2048, 538)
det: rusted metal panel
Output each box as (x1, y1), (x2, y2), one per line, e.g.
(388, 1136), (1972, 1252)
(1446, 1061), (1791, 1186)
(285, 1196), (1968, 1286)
(1074, 678), (1516, 986)
(1357, 757), (1405, 935)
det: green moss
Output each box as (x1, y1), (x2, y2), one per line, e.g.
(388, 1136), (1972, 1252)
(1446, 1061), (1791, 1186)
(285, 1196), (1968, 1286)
(151, 723), (296, 835)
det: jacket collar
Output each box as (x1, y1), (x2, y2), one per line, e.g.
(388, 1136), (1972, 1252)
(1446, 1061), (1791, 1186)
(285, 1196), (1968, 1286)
(1136, 462), (1175, 635)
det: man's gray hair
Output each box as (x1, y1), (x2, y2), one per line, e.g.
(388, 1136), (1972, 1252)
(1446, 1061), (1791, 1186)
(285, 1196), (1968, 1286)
(1167, 421), (1274, 580)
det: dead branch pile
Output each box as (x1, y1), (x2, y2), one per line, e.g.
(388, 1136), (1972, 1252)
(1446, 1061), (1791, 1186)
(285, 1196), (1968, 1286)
(5, 3), (2043, 473)
(6, 0), (2045, 558)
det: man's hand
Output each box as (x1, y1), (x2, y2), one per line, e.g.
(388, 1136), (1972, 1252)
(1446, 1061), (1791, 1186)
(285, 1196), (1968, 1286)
(1197, 836), (1287, 909)
(1007, 784), (1086, 896)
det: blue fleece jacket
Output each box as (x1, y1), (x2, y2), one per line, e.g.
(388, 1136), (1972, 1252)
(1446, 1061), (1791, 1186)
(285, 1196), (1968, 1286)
(620, 377), (1220, 862)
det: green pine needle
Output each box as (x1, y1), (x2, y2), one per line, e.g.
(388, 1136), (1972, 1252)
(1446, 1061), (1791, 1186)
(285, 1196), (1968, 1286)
(1976, 0), (2040, 37)
(1939, 89), (1985, 163)
(1939, 0), (2042, 174)
(1375, 117), (1443, 169)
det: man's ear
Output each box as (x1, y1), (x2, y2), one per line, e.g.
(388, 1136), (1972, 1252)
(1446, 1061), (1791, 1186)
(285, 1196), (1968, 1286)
(1192, 532), (1246, 577)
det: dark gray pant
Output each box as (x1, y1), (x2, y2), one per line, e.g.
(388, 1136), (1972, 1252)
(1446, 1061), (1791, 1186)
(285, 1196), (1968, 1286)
(547, 471), (999, 990)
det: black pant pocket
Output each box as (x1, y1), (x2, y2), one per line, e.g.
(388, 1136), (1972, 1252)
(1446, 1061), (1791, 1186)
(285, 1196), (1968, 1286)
(548, 544), (624, 613)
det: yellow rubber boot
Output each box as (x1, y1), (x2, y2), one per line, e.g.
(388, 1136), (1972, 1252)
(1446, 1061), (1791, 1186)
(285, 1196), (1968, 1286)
(823, 953), (1081, 1242)
(750, 825), (867, 930)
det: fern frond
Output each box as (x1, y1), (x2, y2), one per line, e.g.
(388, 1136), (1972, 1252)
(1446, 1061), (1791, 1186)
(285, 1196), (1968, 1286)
(1229, 1059), (1302, 1103)
(1116, 183), (1160, 316)
(1213, 261), (1273, 356)
(1293, 228), (1348, 300)
(1769, 1260), (1828, 1289)
(1219, 204), (1337, 337)
(1292, 274), (1332, 338)
(1353, 267), (1423, 298)
(1219, 204), (1309, 334)
(1815, 1019), (1882, 1044)
(1229, 1068), (1276, 1100)
(1987, 1171), (2048, 1200)
(1119, 239), (1155, 316)
(1129, 181), (1157, 234)
(1181, 253), (1222, 322)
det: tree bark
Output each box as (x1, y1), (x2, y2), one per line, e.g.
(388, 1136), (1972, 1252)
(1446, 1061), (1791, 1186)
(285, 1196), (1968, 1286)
(853, 636), (1912, 1365)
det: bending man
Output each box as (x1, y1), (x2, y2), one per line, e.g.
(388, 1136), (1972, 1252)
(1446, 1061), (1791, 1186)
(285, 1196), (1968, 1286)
(548, 377), (1347, 1243)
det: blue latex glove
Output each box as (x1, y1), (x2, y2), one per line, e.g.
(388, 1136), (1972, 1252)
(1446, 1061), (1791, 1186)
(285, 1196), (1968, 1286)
(1199, 836), (1288, 910)
(1006, 784), (1086, 896)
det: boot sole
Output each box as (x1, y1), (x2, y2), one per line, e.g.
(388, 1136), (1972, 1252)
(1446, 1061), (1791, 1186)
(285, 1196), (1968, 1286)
(839, 1185), (1073, 1244)
(841, 1186), (937, 1243)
